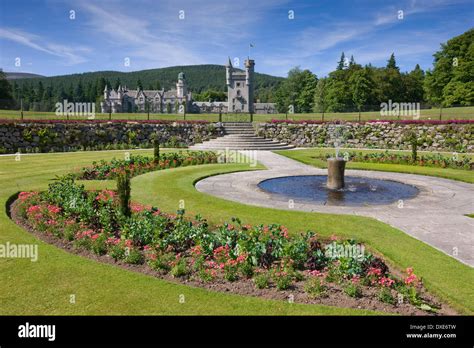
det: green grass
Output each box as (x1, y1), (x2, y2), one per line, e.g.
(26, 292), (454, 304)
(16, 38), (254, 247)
(275, 148), (474, 184)
(1, 148), (473, 315)
(1, 105), (473, 122)
(0, 149), (378, 315)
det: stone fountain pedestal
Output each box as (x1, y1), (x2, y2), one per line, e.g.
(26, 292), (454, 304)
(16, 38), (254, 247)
(327, 158), (346, 190)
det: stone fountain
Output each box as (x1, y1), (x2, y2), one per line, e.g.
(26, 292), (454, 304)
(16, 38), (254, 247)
(326, 125), (346, 190)
(327, 157), (346, 190)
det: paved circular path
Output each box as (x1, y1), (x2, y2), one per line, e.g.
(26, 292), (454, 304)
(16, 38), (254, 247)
(196, 151), (474, 266)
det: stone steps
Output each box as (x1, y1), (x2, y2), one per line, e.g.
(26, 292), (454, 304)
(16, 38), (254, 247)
(190, 122), (294, 151)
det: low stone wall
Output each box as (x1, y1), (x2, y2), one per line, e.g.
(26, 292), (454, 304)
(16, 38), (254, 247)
(0, 120), (224, 154)
(256, 121), (474, 152)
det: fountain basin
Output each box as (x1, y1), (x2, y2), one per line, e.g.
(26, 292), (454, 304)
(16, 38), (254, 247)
(258, 175), (419, 206)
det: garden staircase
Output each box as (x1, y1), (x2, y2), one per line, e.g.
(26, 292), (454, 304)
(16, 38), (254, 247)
(190, 123), (294, 151)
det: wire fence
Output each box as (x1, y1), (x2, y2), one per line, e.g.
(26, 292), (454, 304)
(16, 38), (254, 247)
(0, 101), (473, 123)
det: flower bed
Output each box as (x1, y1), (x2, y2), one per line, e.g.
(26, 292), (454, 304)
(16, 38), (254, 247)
(11, 175), (453, 315)
(317, 151), (473, 170)
(0, 119), (210, 125)
(78, 151), (219, 179)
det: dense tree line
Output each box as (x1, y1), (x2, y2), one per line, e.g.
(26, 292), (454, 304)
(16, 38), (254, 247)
(274, 28), (473, 113)
(1, 65), (283, 112)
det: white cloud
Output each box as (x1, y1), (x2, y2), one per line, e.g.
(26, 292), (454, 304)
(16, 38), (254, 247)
(0, 27), (89, 65)
(78, 0), (290, 69)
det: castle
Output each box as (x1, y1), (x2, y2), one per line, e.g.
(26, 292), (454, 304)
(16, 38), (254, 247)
(101, 58), (276, 114)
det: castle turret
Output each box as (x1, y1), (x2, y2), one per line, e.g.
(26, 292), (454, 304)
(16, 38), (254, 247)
(103, 85), (109, 99)
(245, 59), (255, 113)
(176, 72), (187, 99)
(226, 57), (232, 86)
(245, 58), (254, 86)
(117, 85), (123, 99)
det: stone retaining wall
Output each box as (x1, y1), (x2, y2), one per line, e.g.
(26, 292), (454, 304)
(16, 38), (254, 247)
(256, 122), (474, 152)
(0, 121), (223, 154)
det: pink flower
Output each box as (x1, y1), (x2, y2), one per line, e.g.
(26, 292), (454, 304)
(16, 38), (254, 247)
(96, 190), (116, 202)
(308, 270), (325, 277)
(367, 267), (382, 277)
(19, 192), (38, 201)
(379, 277), (394, 287)
(405, 274), (417, 285)
(47, 205), (61, 214)
(351, 275), (361, 284)
(27, 205), (41, 214)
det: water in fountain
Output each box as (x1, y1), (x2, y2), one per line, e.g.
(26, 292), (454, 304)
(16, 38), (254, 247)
(258, 175), (419, 206)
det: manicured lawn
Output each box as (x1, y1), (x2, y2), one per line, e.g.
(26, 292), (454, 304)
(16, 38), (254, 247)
(1, 149), (473, 315)
(275, 148), (474, 184)
(1, 105), (473, 122)
(0, 150), (378, 315)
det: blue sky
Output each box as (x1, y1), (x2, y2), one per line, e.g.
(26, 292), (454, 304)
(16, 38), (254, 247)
(0, 0), (473, 78)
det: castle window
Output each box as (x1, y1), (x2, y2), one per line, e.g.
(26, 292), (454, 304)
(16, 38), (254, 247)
(236, 82), (241, 87)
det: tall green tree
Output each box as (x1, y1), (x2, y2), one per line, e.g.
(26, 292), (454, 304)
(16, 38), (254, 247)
(424, 28), (474, 106)
(387, 53), (398, 70)
(404, 64), (425, 102)
(350, 68), (375, 114)
(313, 78), (327, 113)
(274, 67), (318, 113)
(337, 52), (346, 70)
(0, 70), (14, 109)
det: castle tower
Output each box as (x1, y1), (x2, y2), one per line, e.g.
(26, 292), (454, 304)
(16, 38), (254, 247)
(245, 59), (255, 112)
(226, 57), (232, 86)
(176, 72), (187, 99)
(227, 57), (254, 113)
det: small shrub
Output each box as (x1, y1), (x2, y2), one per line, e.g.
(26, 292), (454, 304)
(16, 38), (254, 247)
(116, 169), (131, 217)
(273, 271), (293, 291)
(223, 262), (239, 282)
(304, 277), (328, 298)
(125, 248), (144, 264)
(378, 287), (396, 305)
(91, 234), (108, 255)
(253, 272), (270, 289)
(109, 244), (126, 261)
(148, 253), (174, 273)
(153, 137), (160, 162)
(74, 237), (92, 251)
(171, 259), (189, 278)
(344, 283), (362, 298)
(198, 269), (215, 282)
(240, 261), (254, 278)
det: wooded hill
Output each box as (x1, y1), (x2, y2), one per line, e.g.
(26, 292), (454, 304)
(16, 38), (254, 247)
(10, 64), (283, 101)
